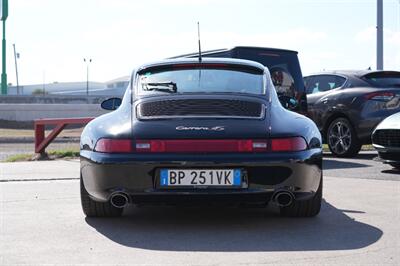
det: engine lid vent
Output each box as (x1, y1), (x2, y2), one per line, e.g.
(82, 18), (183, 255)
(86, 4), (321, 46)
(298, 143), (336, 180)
(137, 99), (264, 119)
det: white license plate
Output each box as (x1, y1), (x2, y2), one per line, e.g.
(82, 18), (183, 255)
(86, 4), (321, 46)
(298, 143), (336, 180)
(160, 169), (241, 187)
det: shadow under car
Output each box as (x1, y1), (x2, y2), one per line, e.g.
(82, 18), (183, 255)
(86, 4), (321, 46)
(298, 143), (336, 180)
(85, 200), (382, 252)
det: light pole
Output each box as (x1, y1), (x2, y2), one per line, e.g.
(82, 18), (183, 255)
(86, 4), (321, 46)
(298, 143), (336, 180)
(377, 0), (383, 70)
(12, 43), (19, 94)
(83, 58), (92, 96)
(1, 0), (8, 95)
(42, 70), (45, 95)
(398, 0), (400, 32)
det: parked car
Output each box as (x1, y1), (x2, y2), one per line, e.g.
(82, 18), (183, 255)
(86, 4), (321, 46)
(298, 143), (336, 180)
(372, 112), (400, 169)
(171, 46), (308, 114)
(80, 58), (323, 218)
(304, 70), (400, 157)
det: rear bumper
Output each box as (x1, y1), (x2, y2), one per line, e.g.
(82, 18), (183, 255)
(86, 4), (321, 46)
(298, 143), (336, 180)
(373, 145), (400, 164)
(80, 149), (323, 204)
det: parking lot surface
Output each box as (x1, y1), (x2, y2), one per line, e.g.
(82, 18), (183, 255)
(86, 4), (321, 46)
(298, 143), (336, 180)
(1, 152), (399, 265)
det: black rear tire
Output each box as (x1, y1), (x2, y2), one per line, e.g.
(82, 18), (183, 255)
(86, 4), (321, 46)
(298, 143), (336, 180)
(327, 118), (361, 158)
(280, 177), (323, 217)
(80, 175), (123, 217)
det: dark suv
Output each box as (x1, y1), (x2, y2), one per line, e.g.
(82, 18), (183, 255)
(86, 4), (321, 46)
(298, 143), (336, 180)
(171, 46), (307, 114)
(304, 70), (400, 157)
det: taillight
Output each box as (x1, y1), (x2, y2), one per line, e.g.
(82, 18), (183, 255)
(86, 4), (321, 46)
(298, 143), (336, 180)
(95, 139), (132, 153)
(270, 137), (308, 152)
(172, 63), (228, 69)
(94, 138), (308, 153)
(134, 138), (306, 153)
(365, 91), (395, 101)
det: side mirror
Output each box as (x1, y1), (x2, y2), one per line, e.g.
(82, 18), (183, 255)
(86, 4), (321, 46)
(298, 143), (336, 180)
(101, 98), (122, 111)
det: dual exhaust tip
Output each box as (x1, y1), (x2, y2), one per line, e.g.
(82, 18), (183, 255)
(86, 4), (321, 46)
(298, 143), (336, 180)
(110, 192), (130, 208)
(110, 190), (294, 208)
(272, 190), (294, 207)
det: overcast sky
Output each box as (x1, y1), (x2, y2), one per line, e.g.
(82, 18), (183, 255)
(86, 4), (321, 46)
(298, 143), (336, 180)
(4, 0), (400, 85)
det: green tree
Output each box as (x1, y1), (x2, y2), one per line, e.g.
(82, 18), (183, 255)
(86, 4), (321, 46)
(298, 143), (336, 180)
(32, 88), (48, 95)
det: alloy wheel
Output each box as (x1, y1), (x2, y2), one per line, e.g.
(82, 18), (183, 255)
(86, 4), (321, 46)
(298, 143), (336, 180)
(328, 121), (352, 155)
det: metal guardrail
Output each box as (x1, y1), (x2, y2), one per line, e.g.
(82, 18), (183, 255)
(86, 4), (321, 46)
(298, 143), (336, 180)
(34, 117), (94, 154)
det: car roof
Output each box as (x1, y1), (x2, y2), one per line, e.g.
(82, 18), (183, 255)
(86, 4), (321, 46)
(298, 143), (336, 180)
(136, 57), (266, 72)
(304, 70), (400, 78)
(168, 46), (299, 59)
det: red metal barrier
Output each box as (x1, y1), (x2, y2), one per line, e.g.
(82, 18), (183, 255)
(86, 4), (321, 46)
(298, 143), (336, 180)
(34, 117), (94, 154)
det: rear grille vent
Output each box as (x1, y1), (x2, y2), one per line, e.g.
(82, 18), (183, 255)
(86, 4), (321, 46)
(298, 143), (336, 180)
(137, 99), (264, 119)
(373, 129), (400, 147)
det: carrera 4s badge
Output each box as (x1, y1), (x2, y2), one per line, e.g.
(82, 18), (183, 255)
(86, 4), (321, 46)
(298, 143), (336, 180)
(176, 126), (225, 131)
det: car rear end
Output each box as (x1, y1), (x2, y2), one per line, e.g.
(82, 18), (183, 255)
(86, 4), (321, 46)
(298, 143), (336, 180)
(352, 71), (400, 143)
(80, 59), (322, 215)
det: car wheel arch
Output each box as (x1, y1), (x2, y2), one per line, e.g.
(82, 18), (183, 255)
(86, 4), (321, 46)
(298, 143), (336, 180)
(322, 112), (353, 140)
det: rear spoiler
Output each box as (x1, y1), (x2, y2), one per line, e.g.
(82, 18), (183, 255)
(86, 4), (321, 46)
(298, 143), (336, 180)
(361, 71), (400, 79)
(168, 48), (228, 59)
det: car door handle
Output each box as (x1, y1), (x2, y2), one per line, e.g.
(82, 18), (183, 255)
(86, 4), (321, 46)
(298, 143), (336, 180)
(321, 98), (329, 104)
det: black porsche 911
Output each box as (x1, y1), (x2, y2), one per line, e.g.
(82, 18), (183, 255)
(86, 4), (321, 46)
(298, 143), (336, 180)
(80, 58), (323, 218)
(372, 112), (400, 169)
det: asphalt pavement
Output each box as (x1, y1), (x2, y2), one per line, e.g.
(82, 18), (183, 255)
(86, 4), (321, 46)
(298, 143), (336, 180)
(0, 151), (399, 265)
(323, 151), (400, 181)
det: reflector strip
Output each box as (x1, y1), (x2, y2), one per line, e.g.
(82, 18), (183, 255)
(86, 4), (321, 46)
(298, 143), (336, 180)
(135, 139), (267, 153)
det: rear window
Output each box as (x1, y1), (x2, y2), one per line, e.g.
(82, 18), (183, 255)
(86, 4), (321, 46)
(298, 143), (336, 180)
(137, 64), (264, 95)
(232, 48), (306, 112)
(363, 72), (400, 88)
(235, 50), (303, 99)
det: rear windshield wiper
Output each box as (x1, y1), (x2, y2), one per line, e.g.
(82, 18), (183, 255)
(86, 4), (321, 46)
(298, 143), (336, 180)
(142, 81), (178, 93)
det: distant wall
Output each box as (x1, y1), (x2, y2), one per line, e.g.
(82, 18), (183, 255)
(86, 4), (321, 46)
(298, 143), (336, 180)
(0, 104), (108, 123)
(0, 95), (108, 104)
(0, 96), (115, 128)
